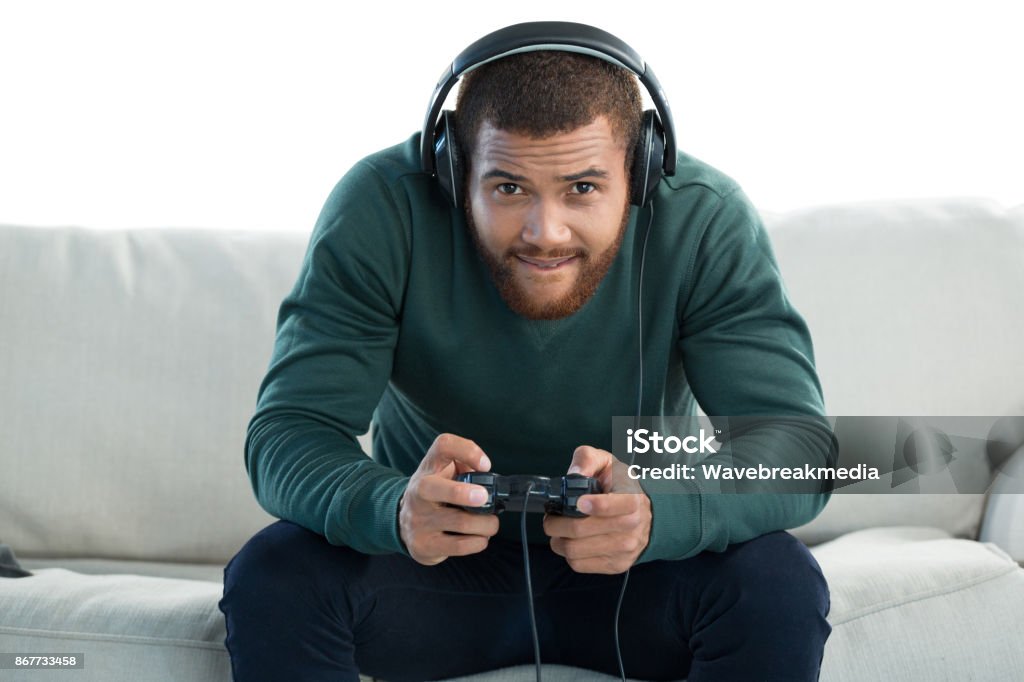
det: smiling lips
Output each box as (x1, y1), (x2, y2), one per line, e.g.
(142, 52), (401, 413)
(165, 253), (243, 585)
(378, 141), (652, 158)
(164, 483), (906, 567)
(515, 254), (578, 270)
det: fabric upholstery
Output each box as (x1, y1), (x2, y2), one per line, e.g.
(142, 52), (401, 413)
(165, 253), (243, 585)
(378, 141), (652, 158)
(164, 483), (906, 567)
(0, 226), (304, 563)
(815, 527), (1024, 680)
(3, 199), (1024, 682)
(764, 199), (1024, 544)
(0, 568), (228, 681)
(3, 200), (1022, 564)
(5, 527), (1021, 681)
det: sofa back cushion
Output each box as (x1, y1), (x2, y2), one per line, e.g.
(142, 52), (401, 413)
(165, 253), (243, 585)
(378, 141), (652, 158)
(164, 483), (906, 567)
(0, 226), (304, 562)
(2, 198), (1021, 561)
(765, 199), (1024, 543)
(766, 198), (1024, 415)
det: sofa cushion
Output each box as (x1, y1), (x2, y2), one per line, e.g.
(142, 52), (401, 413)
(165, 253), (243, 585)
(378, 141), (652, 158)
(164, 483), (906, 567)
(2, 199), (1021, 564)
(3, 527), (1021, 681)
(444, 527), (1024, 681)
(766, 199), (1024, 546)
(764, 199), (1024, 416)
(17, 557), (225, 583)
(0, 225), (309, 564)
(813, 526), (1024, 681)
(445, 664), (657, 681)
(0, 568), (229, 681)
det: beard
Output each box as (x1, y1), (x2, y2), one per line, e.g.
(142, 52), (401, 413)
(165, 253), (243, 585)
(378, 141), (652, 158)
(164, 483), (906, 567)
(465, 200), (631, 321)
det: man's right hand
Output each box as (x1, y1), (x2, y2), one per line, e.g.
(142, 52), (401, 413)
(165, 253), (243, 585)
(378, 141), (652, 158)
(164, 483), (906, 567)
(398, 433), (499, 566)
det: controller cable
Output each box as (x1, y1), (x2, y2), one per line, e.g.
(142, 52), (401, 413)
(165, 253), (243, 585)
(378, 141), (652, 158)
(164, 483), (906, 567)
(612, 200), (656, 682)
(521, 481), (542, 682)
(519, 202), (655, 682)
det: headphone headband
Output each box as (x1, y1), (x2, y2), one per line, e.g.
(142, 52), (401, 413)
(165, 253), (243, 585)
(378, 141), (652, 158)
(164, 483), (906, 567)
(420, 21), (677, 178)
(453, 22), (645, 75)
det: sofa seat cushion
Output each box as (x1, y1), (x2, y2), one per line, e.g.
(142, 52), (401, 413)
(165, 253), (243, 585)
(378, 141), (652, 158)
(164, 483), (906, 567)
(813, 526), (1024, 681)
(17, 557), (225, 583)
(445, 664), (655, 681)
(443, 527), (1024, 682)
(2, 526), (1022, 682)
(0, 568), (229, 681)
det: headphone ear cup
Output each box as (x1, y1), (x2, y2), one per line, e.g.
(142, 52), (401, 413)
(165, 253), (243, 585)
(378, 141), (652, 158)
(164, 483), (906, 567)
(629, 110), (665, 206)
(433, 110), (464, 208)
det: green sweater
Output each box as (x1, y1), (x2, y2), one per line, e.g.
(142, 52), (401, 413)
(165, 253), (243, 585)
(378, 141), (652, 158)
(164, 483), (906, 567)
(245, 133), (832, 563)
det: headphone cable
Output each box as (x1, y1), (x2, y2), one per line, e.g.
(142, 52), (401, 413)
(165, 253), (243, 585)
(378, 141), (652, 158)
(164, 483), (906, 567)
(613, 200), (655, 682)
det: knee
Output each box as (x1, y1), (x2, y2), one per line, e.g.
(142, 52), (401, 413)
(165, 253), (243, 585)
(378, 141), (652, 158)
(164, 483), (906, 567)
(221, 520), (327, 607)
(716, 531), (831, 624)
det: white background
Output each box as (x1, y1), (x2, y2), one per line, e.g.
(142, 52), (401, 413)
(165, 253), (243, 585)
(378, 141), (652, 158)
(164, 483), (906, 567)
(1, 0), (1021, 232)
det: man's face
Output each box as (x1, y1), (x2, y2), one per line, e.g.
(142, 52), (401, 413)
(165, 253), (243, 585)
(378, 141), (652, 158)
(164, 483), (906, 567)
(465, 116), (631, 320)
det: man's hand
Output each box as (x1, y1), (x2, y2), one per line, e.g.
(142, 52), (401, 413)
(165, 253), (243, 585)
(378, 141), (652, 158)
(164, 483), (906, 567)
(398, 433), (499, 566)
(544, 446), (652, 574)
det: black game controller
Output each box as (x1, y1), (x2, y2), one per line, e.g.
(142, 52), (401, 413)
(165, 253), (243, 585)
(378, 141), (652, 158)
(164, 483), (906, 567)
(455, 473), (601, 517)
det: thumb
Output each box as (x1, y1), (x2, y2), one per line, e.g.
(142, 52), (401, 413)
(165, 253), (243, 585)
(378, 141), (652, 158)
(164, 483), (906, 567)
(567, 445), (613, 478)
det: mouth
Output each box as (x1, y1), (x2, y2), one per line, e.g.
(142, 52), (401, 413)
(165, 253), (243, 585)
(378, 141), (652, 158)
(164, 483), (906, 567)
(514, 254), (579, 271)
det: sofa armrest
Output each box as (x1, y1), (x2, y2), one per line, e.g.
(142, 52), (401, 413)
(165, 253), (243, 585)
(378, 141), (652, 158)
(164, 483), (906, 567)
(979, 443), (1024, 563)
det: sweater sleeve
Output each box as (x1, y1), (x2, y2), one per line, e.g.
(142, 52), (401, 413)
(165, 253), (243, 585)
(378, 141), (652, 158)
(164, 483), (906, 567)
(244, 160), (412, 555)
(638, 188), (835, 563)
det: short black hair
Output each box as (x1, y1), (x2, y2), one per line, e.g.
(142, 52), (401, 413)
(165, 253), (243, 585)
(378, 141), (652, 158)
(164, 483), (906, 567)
(454, 50), (643, 172)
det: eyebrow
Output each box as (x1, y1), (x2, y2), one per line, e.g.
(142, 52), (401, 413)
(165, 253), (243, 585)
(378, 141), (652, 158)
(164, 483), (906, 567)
(481, 167), (610, 183)
(481, 169), (527, 182)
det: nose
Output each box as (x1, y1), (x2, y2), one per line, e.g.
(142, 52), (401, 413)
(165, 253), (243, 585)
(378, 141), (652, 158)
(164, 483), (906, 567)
(521, 199), (572, 251)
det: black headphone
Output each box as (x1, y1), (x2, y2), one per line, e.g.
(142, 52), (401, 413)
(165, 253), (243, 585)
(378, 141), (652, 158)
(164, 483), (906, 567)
(421, 21), (677, 209)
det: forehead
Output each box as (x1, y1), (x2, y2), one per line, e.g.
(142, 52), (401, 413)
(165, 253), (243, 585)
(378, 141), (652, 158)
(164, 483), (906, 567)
(470, 118), (626, 175)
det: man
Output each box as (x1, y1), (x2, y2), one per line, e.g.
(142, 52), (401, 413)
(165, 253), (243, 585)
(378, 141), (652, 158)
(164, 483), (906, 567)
(219, 23), (833, 682)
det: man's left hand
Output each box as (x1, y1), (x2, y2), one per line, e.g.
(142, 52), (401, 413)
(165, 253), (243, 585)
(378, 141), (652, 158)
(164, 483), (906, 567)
(543, 445), (652, 574)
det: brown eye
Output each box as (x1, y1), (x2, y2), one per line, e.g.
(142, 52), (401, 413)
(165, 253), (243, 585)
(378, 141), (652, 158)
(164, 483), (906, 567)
(497, 183), (522, 195)
(572, 182), (596, 195)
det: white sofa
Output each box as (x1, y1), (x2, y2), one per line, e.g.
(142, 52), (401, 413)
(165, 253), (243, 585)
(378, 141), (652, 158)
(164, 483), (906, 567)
(1, 197), (1023, 681)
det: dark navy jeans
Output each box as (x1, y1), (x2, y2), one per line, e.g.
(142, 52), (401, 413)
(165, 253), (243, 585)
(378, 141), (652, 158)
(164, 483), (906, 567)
(219, 520), (831, 681)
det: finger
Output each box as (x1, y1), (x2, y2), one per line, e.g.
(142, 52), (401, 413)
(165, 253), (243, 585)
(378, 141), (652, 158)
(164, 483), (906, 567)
(551, 533), (646, 565)
(543, 507), (640, 540)
(417, 475), (490, 508)
(423, 433), (491, 475)
(563, 553), (634, 575)
(431, 531), (491, 558)
(566, 445), (614, 478)
(544, 514), (601, 540)
(434, 507), (500, 537)
(577, 492), (644, 518)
